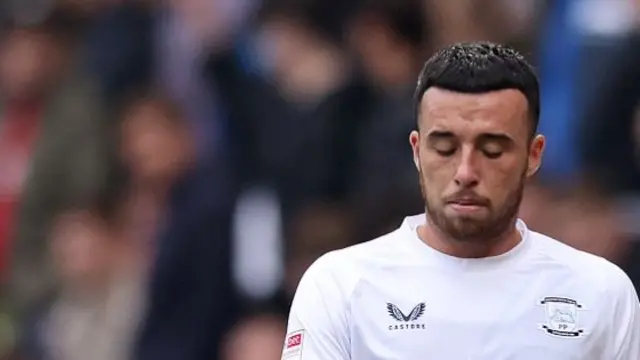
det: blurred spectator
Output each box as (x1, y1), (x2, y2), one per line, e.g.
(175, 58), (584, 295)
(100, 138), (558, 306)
(0, 11), (109, 336)
(535, 0), (637, 186)
(577, 31), (640, 285)
(117, 90), (238, 360)
(209, 0), (372, 215)
(579, 33), (640, 197)
(207, 0), (374, 305)
(84, 0), (153, 105)
(425, 0), (543, 50)
(35, 159), (143, 360)
(118, 90), (196, 199)
(535, 0), (583, 185)
(345, 0), (427, 241)
(347, 0), (427, 92)
(156, 0), (219, 163)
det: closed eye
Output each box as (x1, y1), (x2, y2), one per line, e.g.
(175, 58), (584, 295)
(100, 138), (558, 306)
(426, 130), (457, 157)
(477, 133), (512, 159)
(435, 148), (456, 157)
(482, 149), (502, 159)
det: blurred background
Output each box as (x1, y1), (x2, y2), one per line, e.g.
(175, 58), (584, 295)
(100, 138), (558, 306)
(0, 0), (639, 359)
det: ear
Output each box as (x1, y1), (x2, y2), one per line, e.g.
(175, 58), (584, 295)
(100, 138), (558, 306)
(409, 130), (420, 170)
(526, 134), (545, 177)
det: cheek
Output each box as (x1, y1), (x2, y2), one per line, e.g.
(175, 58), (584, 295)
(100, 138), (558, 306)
(483, 160), (525, 198)
(419, 157), (454, 192)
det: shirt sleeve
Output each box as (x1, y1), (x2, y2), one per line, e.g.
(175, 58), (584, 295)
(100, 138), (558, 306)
(609, 266), (640, 360)
(281, 254), (351, 360)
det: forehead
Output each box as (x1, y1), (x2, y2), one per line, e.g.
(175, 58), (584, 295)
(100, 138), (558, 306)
(123, 102), (180, 127)
(418, 87), (530, 141)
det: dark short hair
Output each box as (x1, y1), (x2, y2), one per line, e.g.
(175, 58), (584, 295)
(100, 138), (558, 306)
(413, 42), (540, 135)
(1, 6), (84, 45)
(58, 155), (131, 227)
(116, 86), (186, 128)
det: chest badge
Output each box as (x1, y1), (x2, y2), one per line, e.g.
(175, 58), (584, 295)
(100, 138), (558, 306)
(539, 297), (585, 337)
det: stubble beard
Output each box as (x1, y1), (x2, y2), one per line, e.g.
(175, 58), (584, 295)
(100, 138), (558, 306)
(419, 169), (525, 244)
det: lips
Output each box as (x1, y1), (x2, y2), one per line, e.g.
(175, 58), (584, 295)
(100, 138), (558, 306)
(447, 198), (487, 215)
(445, 193), (490, 208)
(449, 198), (486, 206)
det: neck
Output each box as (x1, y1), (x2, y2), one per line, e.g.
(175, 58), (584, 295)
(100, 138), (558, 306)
(132, 181), (169, 206)
(417, 216), (521, 258)
(63, 271), (111, 299)
(133, 166), (189, 198)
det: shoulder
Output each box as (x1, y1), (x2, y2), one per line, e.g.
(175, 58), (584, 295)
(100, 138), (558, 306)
(531, 230), (636, 297)
(297, 229), (404, 301)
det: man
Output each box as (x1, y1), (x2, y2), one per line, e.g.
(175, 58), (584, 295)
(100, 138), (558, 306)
(0, 14), (108, 353)
(116, 92), (238, 360)
(281, 42), (640, 360)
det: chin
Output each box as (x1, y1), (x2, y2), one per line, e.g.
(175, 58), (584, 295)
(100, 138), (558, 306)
(440, 217), (492, 239)
(444, 208), (489, 222)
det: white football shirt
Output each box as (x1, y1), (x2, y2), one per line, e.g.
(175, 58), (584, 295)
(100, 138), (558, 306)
(282, 214), (640, 360)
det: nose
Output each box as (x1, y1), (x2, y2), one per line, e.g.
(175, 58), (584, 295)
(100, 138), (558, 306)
(453, 150), (479, 187)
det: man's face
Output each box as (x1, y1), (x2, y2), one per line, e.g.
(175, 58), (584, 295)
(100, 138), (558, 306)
(121, 102), (193, 183)
(0, 30), (57, 100)
(409, 87), (544, 242)
(51, 211), (111, 287)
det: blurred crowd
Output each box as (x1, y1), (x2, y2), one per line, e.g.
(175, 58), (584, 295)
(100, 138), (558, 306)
(0, 0), (639, 359)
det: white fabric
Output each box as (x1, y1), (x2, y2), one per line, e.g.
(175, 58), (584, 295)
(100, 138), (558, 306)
(282, 214), (640, 359)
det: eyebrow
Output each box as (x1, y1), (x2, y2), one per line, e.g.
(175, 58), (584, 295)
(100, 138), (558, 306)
(477, 133), (514, 144)
(426, 130), (514, 144)
(426, 130), (455, 140)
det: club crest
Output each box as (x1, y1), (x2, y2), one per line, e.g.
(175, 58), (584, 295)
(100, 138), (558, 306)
(539, 297), (585, 337)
